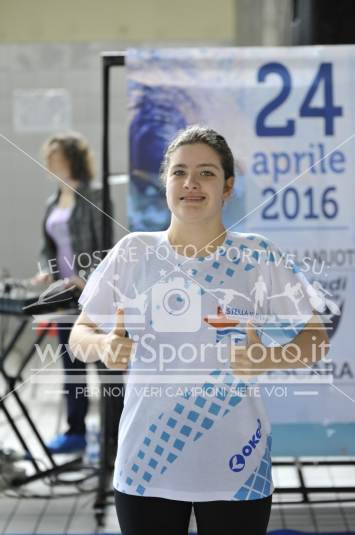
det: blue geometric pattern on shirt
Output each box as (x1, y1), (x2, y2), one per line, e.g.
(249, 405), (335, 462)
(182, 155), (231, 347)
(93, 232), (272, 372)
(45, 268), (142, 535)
(185, 237), (271, 282)
(216, 327), (245, 344)
(258, 240), (269, 250)
(212, 237), (270, 277)
(125, 370), (247, 496)
(232, 434), (272, 501)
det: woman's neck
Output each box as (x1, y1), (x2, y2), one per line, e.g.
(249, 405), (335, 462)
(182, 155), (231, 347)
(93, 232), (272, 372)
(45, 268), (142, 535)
(167, 220), (227, 256)
(58, 180), (80, 206)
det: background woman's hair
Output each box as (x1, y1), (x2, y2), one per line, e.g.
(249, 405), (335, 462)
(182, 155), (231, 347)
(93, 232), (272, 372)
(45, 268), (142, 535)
(42, 131), (96, 183)
(160, 125), (235, 184)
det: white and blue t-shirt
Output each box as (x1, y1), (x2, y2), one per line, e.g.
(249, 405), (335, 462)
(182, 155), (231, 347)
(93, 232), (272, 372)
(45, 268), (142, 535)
(79, 230), (314, 502)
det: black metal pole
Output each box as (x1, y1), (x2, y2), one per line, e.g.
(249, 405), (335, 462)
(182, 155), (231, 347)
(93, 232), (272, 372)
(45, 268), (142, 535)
(101, 52), (126, 253)
(96, 52), (127, 524)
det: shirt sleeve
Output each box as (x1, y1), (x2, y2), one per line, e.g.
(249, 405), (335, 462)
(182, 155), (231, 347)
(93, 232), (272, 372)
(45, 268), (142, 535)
(78, 235), (130, 333)
(260, 240), (315, 346)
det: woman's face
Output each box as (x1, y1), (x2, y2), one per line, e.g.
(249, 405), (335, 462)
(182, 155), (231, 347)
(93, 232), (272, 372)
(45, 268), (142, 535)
(46, 149), (72, 184)
(165, 143), (234, 224)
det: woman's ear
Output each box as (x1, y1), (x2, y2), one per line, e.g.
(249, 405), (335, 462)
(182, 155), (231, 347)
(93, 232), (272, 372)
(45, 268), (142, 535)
(223, 176), (234, 200)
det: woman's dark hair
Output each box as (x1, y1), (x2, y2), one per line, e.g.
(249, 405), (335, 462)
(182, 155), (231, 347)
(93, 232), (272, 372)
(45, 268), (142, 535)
(160, 125), (235, 183)
(42, 131), (95, 183)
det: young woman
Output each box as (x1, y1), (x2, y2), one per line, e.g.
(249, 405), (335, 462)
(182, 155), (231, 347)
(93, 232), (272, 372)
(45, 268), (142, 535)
(69, 126), (328, 535)
(32, 131), (112, 454)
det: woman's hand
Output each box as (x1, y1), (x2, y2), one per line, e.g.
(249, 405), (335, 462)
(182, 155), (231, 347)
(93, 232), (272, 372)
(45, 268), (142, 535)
(64, 275), (86, 291)
(231, 321), (269, 380)
(99, 309), (136, 370)
(31, 272), (54, 286)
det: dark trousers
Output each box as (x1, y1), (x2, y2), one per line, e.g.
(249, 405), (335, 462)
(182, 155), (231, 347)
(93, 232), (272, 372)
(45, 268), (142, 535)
(114, 489), (272, 535)
(58, 323), (88, 435)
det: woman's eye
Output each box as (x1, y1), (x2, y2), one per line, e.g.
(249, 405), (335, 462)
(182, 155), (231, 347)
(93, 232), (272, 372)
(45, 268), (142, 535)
(171, 169), (215, 177)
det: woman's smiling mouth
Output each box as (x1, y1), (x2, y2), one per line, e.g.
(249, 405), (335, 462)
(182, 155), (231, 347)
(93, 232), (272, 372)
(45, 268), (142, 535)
(179, 195), (206, 202)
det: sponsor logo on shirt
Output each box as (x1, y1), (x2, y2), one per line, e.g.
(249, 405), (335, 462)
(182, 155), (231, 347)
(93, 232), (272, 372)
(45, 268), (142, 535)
(229, 418), (262, 473)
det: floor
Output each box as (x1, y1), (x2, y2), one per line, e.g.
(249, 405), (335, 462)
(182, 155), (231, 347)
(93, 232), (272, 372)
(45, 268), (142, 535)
(0, 328), (354, 534)
(1, 479), (355, 534)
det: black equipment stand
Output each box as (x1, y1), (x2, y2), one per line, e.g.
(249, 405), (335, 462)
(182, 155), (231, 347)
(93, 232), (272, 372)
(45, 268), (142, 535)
(0, 281), (126, 525)
(0, 309), (82, 485)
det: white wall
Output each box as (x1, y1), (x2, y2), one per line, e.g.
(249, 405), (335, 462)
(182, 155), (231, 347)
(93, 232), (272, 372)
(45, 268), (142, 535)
(0, 41), (130, 278)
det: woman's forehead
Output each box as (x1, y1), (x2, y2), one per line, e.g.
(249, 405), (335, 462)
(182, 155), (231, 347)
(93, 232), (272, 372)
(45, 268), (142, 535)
(169, 143), (222, 167)
(47, 147), (65, 162)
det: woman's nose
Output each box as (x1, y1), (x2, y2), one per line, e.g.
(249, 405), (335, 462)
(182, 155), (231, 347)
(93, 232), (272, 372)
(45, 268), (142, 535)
(183, 174), (200, 189)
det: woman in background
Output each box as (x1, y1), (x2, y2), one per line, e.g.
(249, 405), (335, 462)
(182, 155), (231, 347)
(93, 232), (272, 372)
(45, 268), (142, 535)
(32, 131), (111, 454)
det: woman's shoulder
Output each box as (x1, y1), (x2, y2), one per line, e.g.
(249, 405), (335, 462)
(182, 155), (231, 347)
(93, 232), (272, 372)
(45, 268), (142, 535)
(228, 230), (272, 248)
(111, 230), (166, 252)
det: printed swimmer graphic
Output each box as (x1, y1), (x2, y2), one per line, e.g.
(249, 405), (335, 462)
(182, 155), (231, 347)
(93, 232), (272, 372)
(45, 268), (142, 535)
(250, 275), (268, 314)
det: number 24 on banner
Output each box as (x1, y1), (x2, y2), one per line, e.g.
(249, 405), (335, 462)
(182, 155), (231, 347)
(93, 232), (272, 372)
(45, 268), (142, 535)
(255, 62), (343, 137)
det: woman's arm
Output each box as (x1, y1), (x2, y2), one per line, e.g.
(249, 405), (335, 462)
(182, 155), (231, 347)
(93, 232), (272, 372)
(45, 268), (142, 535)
(231, 313), (330, 377)
(264, 313), (329, 370)
(69, 309), (135, 369)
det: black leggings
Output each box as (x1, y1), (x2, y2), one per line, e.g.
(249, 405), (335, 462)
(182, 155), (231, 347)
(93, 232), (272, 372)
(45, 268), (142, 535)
(114, 489), (272, 535)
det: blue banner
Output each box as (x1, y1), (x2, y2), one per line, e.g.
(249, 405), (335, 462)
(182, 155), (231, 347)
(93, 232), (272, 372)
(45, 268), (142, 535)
(126, 47), (355, 455)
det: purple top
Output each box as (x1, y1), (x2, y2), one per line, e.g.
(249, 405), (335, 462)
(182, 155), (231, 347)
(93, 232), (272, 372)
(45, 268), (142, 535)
(45, 205), (75, 279)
